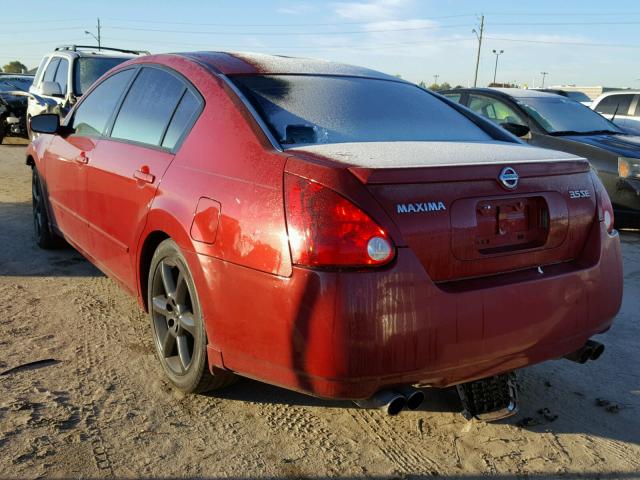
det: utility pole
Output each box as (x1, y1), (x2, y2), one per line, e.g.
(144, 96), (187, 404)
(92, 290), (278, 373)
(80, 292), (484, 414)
(84, 17), (101, 50)
(492, 49), (504, 85)
(540, 71), (549, 88)
(472, 14), (484, 87)
(433, 74), (439, 86)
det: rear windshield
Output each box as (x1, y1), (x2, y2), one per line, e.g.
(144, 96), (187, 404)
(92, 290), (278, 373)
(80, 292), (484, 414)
(74, 57), (129, 95)
(231, 75), (493, 147)
(516, 96), (622, 134)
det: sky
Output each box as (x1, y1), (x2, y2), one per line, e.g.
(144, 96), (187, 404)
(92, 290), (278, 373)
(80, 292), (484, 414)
(2, 0), (640, 88)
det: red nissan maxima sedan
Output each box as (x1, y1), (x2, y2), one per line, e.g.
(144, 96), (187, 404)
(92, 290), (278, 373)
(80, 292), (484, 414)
(27, 52), (622, 419)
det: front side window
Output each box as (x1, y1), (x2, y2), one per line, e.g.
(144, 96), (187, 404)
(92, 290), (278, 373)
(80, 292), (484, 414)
(468, 94), (526, 126)
(111, 67), (186, 146)
(54, 58), (69, 95)
(71, 69), (135, 137)
(517, 96), (622, 134)
(42, 58), (60, 83)
(231, 75), (493, 147)
(34, 56), (49, 86)
(73, 57), (130, 96)
(595, 94), (634, 116)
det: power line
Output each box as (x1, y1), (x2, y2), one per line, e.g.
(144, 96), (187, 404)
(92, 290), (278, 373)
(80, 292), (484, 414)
(0, 26), (85, 35)
(104, 23), (473, 36)
(101, 13), (476, 27)
(485, 36), (640, 49)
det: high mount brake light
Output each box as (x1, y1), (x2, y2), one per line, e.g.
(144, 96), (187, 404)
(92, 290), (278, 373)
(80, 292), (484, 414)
(285, 174), (395, 268)
(592, 171), (615, 234)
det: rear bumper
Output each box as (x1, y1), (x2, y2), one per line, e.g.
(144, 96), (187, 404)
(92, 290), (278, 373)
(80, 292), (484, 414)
(195, 220), (622, 400)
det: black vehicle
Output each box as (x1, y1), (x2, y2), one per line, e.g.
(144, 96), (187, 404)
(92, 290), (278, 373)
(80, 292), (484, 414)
(0, 73), (33, 143)
(442, 87), (640, 227)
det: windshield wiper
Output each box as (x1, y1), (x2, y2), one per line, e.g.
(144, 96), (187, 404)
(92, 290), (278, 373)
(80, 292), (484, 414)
(549, 129), (620, 136)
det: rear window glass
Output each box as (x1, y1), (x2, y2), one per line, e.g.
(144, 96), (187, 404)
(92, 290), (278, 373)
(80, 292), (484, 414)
(231, 75), (493, 147)
(111, 67), (185, 146)
(74, 57), (129, 95)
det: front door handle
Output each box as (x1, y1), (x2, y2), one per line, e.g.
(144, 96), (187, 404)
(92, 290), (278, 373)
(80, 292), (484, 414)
(134, 165), (155, 184)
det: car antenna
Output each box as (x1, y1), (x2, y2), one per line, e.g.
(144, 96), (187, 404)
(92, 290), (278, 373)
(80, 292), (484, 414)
(611, 102), (621, 123)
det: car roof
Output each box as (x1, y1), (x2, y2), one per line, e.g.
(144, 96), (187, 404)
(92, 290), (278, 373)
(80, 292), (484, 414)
(178, 51), (401, 81)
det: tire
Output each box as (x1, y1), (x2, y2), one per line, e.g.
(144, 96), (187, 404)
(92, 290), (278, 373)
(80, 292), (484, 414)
(32, 168), (63, 249)
(148, 238), (236, 393)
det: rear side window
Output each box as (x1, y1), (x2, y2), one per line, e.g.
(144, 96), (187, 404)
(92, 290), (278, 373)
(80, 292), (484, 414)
(596, 94), (634, 115)
(42, 58), (60, 83)
(54, 58), (69, 95)
(111, 67), (186, 146)
(161, 90), (201, 149)
(72, 69), (135, 137)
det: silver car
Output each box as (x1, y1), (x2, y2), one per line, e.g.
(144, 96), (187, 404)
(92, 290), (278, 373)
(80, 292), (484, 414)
(27, 45), (148, 139)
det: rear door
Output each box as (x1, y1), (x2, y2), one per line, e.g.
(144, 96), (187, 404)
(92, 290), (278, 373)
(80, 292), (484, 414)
(85, 66), (202, 287)
(43, 68), (136, 250)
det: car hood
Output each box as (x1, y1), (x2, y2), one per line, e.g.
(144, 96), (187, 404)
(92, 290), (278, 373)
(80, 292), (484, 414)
(287, 141), (580, 169)
(559, 133), (640, 158)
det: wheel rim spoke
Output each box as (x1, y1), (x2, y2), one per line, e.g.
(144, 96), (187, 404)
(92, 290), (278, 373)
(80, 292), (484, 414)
(176, 335), (191, 371)
(178, 312), (196, 336)
(160, 329), (176, 358)
(152, 295), (171, 317)
(175, 272), (188, 304)
(160, 260), (177, 299)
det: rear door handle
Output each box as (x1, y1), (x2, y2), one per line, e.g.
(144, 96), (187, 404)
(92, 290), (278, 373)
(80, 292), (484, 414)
(74, 151), (89, 164)
(134, 165), (155, 184)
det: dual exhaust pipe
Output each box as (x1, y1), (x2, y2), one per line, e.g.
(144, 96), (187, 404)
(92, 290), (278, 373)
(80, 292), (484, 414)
(354, 386), (425, 416)
(564, 339), (605, 364)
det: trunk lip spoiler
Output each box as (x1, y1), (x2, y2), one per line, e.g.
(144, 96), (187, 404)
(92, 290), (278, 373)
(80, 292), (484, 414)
(349, 159), (590, 185)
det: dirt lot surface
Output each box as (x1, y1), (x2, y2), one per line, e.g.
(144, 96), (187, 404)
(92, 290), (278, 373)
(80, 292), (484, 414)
(0, 139), (639, 479)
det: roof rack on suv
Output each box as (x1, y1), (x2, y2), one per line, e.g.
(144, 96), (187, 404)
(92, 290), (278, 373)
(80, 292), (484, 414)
(54, 45), (150, 55)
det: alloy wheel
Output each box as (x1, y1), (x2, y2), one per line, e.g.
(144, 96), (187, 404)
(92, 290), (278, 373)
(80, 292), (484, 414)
(151, 257), (198, 375)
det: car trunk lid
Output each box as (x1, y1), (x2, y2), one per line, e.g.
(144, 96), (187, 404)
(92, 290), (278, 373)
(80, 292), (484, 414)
(289, 142), (595, 282)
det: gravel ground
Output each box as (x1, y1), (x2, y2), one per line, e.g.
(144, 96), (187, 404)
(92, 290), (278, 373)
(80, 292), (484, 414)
(0, 139), (639, 479)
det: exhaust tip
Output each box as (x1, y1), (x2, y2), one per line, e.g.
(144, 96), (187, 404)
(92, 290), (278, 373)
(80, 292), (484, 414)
(579, 347), (593, 364)
(587, 341), (605, 361)
(404, 390), (426, 410)
(386, 396), (406, 416)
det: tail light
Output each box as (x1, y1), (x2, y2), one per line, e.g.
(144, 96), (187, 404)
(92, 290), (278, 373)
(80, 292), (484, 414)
(592, 171), (615, 234)
(285, 174), (395, 268)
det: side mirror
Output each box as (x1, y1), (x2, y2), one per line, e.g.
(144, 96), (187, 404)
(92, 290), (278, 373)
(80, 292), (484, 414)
(30, 114), (60, 134)
(501, 122), (531, 138)
(41, 81), (63, 98)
